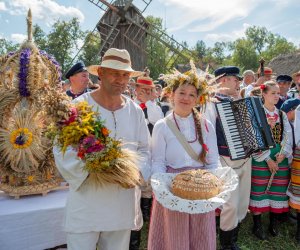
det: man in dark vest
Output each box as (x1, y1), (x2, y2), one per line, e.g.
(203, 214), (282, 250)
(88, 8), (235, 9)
(65, 61), (90, 99)
(204, 66), (250, 250)
(276, 74), (292, 109)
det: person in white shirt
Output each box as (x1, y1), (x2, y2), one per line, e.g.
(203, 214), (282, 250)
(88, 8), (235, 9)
(148, 69), (219, 250)
(240, 70), (255, 88)
(131, 76), (163, 249)
(244, 67), (274, 97)
(134, 77), (164, 132)
(53, 48), (150, 250)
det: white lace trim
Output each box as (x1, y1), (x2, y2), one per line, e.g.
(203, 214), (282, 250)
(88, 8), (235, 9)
(249, 199), (288, 209)
(151, 167), (238, 214)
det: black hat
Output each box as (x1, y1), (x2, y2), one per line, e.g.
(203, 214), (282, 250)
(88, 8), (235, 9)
(276, 74), (292, 83)
(214, 66), (242, 80)
(65, 61), (87, 79)
(280, 98), (300, 113)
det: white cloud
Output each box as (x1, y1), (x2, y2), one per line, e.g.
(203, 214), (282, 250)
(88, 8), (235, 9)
(205, 23), (251, 43)
(0, 2), (7, 11)
(160, 0), (260, 32)
(4, 0), (84, 26)
(11, 33), (27, 43)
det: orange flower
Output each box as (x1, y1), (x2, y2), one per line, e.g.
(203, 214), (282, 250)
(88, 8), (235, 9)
(199, 96), (206, 104)
(101, 127), (110, 137)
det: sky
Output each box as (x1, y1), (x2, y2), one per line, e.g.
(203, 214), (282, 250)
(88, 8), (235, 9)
(0, 0), (300, 48)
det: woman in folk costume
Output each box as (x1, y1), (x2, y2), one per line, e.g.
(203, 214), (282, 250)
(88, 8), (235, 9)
(286, 103), (300, 244)
(148, 64), (219, 250)
(250, 81), (293, 240)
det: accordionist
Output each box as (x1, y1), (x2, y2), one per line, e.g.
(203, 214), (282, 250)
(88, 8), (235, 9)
(203, 66), (252, 250)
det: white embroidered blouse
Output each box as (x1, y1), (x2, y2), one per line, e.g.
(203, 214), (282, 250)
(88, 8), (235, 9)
(151, 112), (219, 174)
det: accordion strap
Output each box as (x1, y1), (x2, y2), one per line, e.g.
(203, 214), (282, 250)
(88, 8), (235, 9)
(165, 118), (199, 162)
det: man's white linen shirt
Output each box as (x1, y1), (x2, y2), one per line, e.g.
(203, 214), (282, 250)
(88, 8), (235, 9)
(53, 93), (150, 233)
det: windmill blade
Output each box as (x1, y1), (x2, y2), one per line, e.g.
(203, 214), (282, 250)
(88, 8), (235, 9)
(89, 0), (134, 56)
(123, 16), (198, 64)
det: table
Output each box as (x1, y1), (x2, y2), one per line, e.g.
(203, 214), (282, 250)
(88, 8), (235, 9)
(0, 189), (68, 250)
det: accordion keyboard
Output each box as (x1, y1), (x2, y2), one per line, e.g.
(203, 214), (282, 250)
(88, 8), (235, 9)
(216, 102), (246, 159)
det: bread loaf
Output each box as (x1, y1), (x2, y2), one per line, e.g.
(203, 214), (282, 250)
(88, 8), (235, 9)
(171, 169), (222, 200)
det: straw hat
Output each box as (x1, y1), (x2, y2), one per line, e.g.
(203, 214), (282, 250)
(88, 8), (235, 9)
(87, 48), (143, 77)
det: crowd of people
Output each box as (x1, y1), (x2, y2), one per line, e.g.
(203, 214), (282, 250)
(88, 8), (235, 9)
(53, 47), (300, 250)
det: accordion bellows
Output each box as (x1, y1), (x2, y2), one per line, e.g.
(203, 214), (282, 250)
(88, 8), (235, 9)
(171, 169), (222, 200)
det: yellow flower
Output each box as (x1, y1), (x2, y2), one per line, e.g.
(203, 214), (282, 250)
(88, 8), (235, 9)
(10, 128), (33, 149)
(27, 175), (35, 183)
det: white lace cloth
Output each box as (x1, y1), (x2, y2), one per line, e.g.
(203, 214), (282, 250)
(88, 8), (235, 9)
(151, 167), (238, 214)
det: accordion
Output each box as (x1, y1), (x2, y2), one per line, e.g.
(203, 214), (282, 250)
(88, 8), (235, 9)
(215, 97), (275, 160)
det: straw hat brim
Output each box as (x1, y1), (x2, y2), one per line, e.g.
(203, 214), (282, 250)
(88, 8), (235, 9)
(87, 65), (143, 78)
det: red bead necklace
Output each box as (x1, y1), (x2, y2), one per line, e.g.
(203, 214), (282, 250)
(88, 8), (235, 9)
(173, 111), (198, 143)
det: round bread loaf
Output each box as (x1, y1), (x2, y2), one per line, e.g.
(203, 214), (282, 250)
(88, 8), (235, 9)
(171, 169), (222, 200)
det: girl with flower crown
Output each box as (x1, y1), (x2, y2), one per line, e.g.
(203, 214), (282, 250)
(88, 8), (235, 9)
(148, 69), (219, 250)
(249, 81), (293, 240)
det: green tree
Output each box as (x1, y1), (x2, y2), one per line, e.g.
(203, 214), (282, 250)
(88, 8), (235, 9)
(145, 16), (169, 79)
(0, 38), (19, 55)
(263, 34), (297, 61)
(245, 26), (270, 55)
(195, 40), (207, 59)
(231, 38), (259, 71)
(78, 31), (101, 66)
(32, 24), (48, 51)
(47, 18), (84, 74)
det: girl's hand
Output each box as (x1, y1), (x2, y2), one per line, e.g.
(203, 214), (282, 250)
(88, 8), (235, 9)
(276, 153), (285, 164)
(266, 159), (278, 174)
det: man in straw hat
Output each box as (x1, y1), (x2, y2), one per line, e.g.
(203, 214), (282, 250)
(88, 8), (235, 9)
(54, 48), (150, 250)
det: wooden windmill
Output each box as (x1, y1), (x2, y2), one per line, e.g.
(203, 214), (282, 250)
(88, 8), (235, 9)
(88, 0), (198, 73)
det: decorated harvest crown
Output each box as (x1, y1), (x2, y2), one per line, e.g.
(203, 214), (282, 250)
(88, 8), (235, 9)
(0, 9), (70, 197)
(162, 61), (213, 107)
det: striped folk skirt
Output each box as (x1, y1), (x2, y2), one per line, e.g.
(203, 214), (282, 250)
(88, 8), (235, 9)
(147, 166), (216, 250)
(287, 148), (300, 210)
(249, 144), (290, 213)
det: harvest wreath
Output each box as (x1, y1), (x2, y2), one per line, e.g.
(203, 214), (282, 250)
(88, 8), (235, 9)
(49, 101), (141, 189)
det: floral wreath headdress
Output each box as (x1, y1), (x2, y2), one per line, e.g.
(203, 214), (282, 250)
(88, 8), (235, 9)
(162, 60), (216, 110)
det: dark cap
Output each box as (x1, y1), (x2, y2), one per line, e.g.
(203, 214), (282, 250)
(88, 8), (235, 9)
(276, 74), (292, 83)
(214, 66), (242, 80)
(280, 98), (300, 113)
(65, 61), (87, 79)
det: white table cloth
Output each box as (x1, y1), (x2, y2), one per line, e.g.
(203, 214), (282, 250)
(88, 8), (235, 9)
(0, 189), (68, 250)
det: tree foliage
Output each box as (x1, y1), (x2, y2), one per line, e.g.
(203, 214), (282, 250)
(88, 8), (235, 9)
(1, 18), (298, 78)
(0, 38), (19, 55)
(231, 38), (259, 71)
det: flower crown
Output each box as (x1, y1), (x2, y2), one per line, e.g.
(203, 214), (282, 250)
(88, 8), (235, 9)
(162, 61), (212, 106)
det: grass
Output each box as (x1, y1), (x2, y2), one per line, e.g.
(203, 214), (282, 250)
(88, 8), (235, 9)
(140, 212), (300, 250)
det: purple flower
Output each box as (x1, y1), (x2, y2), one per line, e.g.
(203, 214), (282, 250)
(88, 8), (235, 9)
(39, 50), (62, 81)
(86, 144), (104, 153)
(18, 48), (31, 97)
(82, 135), (96, 145)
